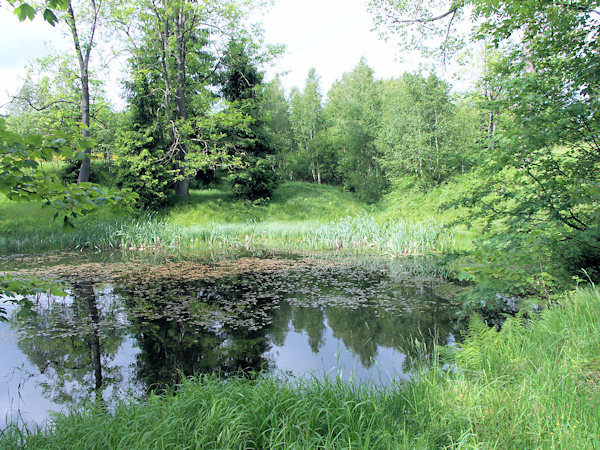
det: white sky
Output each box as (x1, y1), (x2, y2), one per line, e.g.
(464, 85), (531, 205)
(0, 0), (440, 112)
(259, 0), (417, 93)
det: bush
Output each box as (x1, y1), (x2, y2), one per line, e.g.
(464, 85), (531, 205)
(230, 157), (278, 201)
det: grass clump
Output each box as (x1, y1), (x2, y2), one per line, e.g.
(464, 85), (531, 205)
(3, 288), (599, 448)
(1, 376), (403, 449)
(400, 286), (600, 448)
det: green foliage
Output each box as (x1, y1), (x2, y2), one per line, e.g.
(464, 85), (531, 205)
(1, 104), (136, 316)
(218, 39), (265, 104)
(216, 39), (283, 201)
(377, 72), (477, 187)
(287, 68), (330, 183)
(9, 0), (68, 26)
(229, 157), (278, 201)
(5, 53), (81, 138)
(115, 74), (175, 209)
(471, 74), (600, 276)
(370, 0), (600, 281)
(0, 118), (134, 221)
(325, 59), (386, 202)
(259, 76), (293, 157)
(60, 159), (115, 187)
(368, 0), (469, 61)
(113, 2), (273, 199)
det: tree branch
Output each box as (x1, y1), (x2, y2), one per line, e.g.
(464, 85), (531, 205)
(391, 4), (461, 25)
(11, 96), (79, 111)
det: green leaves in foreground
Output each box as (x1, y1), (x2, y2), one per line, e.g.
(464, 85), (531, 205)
(9, 0), (69, 26)
(0, 274), (66, 321)
(0, 118), (137, 225)
(1, 117), (136, 317)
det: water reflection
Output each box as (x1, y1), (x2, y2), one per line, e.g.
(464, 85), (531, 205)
(116, 278), (273, 391)
(14, 282), (128, 408)
(3, 258), (461, 425)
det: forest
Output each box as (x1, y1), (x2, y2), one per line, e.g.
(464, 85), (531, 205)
(1, 0), (600, 448)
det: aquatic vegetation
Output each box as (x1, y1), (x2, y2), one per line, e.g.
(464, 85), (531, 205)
(0, 197), (453, 258)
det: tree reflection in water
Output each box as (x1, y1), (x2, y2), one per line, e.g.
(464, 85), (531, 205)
(15, 282), (126, 407)
(115, 276), (273, 393)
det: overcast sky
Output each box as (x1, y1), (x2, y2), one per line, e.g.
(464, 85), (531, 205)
(259, 0), (417, 92)
(0, 0), (427, 111)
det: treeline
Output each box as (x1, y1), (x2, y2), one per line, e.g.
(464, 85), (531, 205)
(7, 55), (480, 207)
(3, 1), (481, 207)
(271, 62), (479, 201)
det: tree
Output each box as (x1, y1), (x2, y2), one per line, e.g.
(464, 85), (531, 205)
(7, 0), (120, 183)
(218, 38), (280, 200)
(62, 0), (110, 184)
(114, 0), (265, 199)
(116, 71), (175, 209)
(260, 76), (293, 159)
(7, 51), (118, 185)
(371, 0), (600, 280)
(6, 54), (81, 139)
(1, 1), (136, 319)
(377, 72), (475, 187)
(288, 68), (326, 183)
(324, 60), (385, 201)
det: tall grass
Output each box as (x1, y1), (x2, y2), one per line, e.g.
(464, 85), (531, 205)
(304, 215), (454, 255)
(1, 376), (403, 449)
(0, 213), (454, 257)
(400, 286), (600, 447)
(2, 288), (598, 448)
(1, 182), (457, 256)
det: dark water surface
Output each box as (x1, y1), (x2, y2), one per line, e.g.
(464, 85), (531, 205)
(1, 254), (461, 427)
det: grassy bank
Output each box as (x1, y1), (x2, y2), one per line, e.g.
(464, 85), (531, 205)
(0, 182), (454, 257)
(2, 287), (598, 448)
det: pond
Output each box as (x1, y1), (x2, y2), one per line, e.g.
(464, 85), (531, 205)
(1, 253), (462, 427)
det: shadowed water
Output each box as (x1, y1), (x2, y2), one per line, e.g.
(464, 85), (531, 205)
(1, 255), (461, 427)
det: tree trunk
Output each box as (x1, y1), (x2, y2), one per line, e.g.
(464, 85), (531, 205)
(174, 7), (190, 198)
(175, 177), (190, 198)
(66, 1), (98, 185)
(77, 68), (92, 184)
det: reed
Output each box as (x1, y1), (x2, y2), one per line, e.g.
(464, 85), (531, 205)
(1, 210), (454, 257)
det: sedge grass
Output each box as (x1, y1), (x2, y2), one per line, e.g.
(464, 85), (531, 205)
(0, 213), (454, 259)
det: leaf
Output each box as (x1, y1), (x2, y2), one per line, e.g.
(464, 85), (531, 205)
(51, 138), (67, 146)
(14, 4), (36, 21)
(43, 8), (59, 26)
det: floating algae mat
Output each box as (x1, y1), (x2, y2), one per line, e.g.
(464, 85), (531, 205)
(1, 253), (462, 426)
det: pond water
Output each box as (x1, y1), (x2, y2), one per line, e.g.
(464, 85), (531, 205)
(1, 254), (462, 427)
